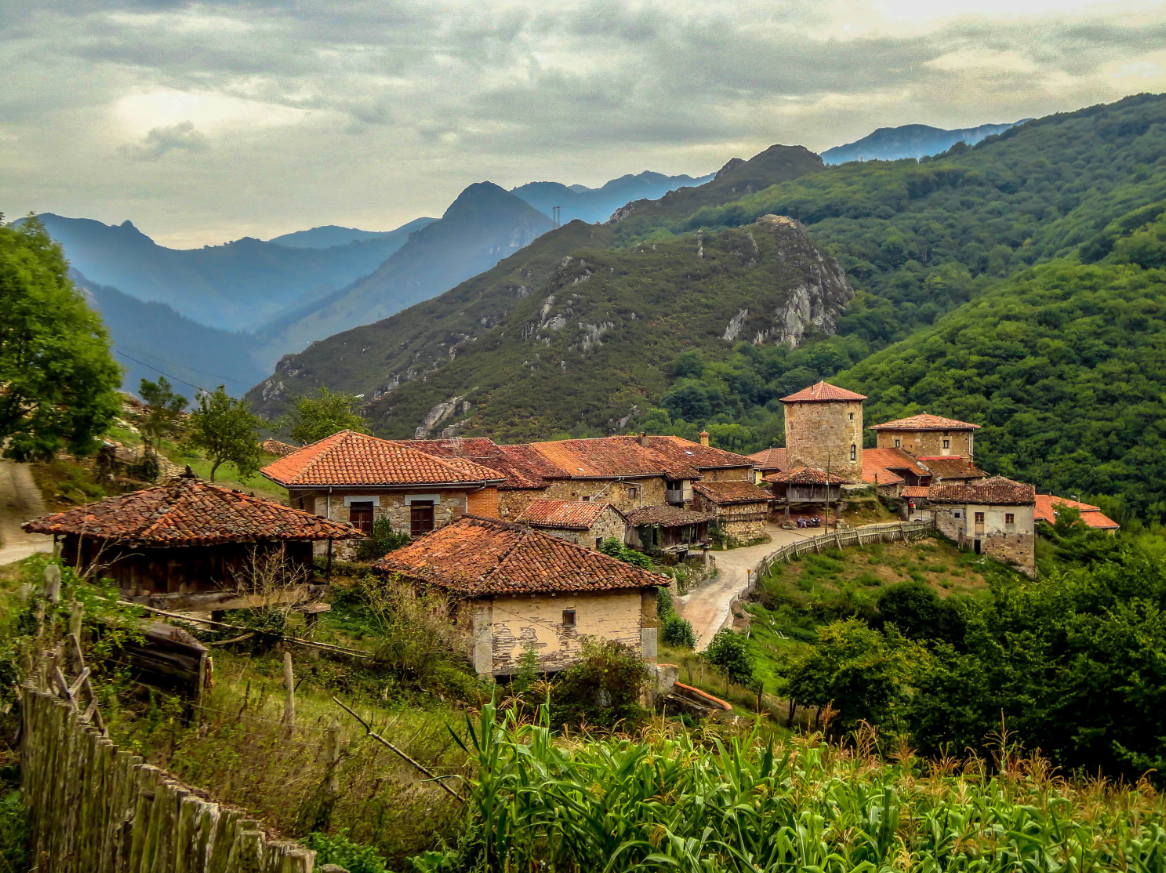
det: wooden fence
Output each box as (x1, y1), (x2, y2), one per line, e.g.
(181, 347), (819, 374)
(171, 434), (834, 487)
(721, 521), (935, 632)
(21, 687), (326, 873)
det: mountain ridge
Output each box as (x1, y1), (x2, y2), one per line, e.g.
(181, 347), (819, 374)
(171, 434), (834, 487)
(822, 120), (1026, 164)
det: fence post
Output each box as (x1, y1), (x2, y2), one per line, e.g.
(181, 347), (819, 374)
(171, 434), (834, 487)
(282, 652), (296, 733)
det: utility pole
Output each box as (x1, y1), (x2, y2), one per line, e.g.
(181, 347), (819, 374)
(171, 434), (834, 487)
(825, 452), (832, 533)
(552, 206), (561, 230)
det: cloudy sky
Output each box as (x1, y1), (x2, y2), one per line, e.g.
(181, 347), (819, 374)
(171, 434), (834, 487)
(2, 0), (1163, 248)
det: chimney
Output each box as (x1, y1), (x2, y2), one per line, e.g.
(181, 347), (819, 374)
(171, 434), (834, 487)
(639, 431), (649, 447)
(699, 431), (710, 447)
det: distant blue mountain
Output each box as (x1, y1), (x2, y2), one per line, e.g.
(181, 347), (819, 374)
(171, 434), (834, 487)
(512, 170), (715, 224)
(822, 121), (1028, 165)
(268, 218), (435, 249)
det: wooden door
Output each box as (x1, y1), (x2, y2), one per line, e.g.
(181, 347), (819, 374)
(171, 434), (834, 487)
(410, 501), (435, 536)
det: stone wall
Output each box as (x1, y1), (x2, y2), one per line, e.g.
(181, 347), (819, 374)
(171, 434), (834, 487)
(533, 507), (629, 548)
(717, 514), (767, 542)
(469, 589), (656, 676)
(699, 467), (753, 482)
(784, 399), (864, 483)
(497, 488), (548, 520)
(876, 430), (974, 459)
(543, 477), (666, 514)
(934, 503), (1035, 577)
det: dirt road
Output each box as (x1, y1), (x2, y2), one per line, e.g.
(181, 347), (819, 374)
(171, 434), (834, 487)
(676, 524), (811, 651)
(0, 457), (53, 565)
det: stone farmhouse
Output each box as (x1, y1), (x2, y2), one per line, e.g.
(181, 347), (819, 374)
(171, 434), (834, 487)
(514, 499), (628, 548)
(374, 516), (662, 677)
(928, 477), (1037, 576)
(261, 431), (506, 556)
(690, 481), (773, 541)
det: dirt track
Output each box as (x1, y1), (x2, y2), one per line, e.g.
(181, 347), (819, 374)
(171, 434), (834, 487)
(0, 457), (53, 565)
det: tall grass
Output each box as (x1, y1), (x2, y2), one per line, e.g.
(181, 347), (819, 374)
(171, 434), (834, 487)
(452, 699), (1166, 872)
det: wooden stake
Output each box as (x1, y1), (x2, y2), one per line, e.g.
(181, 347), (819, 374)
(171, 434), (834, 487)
(282, 652), (295, 732)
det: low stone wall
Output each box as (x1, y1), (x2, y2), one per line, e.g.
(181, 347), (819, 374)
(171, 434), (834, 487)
(21, 688), (321, 873)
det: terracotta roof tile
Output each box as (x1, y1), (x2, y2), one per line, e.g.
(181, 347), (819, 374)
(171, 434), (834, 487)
(692, 481), (772, 505)
(524, 435), (753, 481)
(624, 505), (715, 526)
(863, 466), (906, 487)
(747, 447), (788, 471)
(902, 486), (929, 499)
(516, 499), (619, 530)
(871, 414), (981, 431)
(261, 431), (505, 488)
(763, 467), (847, 485)
(374, 516), (662, 596)
(863, 447), (930, 478)
(919, 457), (987, 481)
(643, 436), (755, 472)
(23, 476), (362, 545)
(396, 438), (559, 490)
(781, 381), (867, 403)
(1035, 495), (1120, 529)
(928, 477), (1035, 506)
(259, 439), (300, 457)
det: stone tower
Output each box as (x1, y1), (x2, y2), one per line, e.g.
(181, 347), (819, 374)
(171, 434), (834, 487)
(781, 381), (867, 484)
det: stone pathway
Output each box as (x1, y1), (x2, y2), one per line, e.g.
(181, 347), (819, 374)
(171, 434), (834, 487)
(676, 524), (813, 651)
(0, 457), (53, 565)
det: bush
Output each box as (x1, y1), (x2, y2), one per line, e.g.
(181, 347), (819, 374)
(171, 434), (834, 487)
(656, 587), (674, 618)
(549, 639), (651, 729)
(661, 614), (696, 649)
(598, 538), (653, 569)
(306, 829), (389, 873)
(703, 629), (757, 689)
(355, 518), (413, 562)
(0, 789), (28, 873)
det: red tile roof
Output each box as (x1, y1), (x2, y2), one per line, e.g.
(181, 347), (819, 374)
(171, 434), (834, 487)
(516, 499), (620, 530)
(902, 486), (929, 499)
(871, 413), (981, 431)
(692, 481), (772, 505)
(525, 435), (751, 480)
(259, 439), (300, 457)
(781, 381), (867, 403)
(374, 516), (663, 596)
(23, 476), (362, 545)
(919, 457), (987, 481)
(1035, 495), (1120, 530)
(624, 505), (715, 527)
(764, 467), (848, 485)
(928, 477), (1035, 506)
(863, 466), (905, 487)
(747, 447), (789, 471)
(863, 447), (930, 478)
(396, 438), (558, 490)
(261, 431), (505, 488)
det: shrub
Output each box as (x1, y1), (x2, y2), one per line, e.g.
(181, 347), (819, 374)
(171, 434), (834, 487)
(661, 613), (696, 649)
(703, 629), (757, 689)
(306, 829), (389, 873)
(656, 587), (674, 618)
(0, 789), (28, 873)
(598, 537), (654, 569)
(355, 517), (413, 562)
(549, 639), (651, 729)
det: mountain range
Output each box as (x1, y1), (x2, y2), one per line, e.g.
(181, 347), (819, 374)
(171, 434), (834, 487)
(821, 120), (1025, 164)
(267, 218), (436, 250)
(511, 171), (716, 225)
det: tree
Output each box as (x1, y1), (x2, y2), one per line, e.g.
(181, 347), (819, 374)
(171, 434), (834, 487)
(287, 387), (368, 445)
(0, 215), (122, 460)
(187, 386), (261, 482)
(138, 376), (186, 455)
(703, 628), (757, 688)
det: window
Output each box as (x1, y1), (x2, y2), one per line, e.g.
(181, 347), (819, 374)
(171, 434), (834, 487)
(1005, 513), (1015, 525)
(582, 495), (591, 502)
(562, 609), (576, 628)
(595, 538), (603, 550)
(974, 512), (985, 524)
(943, 439), (951, 449)
(894, 438), (901, 448)
(410, 500), (435, 537)
(348, 501), (374, 536)
(850, 444), (856, 462)
(849, 412), (854, 421)
(954, 511), (961, 519)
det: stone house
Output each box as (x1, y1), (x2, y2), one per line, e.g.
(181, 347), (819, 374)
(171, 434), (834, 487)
(624, 504), (714, 554)
(781, 382), (867, 484)
(928, 477), (1036, 576)
(374, 516), (662, 677)
(870, 413), (981, 460)
(1034, 495), (1120, 533)
(261, 431), (505, 557)
(690, 481), (772, 541)
(23, 473), (361, 610)
(515, 499), (628, 548)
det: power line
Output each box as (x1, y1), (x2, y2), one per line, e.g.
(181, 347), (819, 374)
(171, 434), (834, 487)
(113, 350), (205, 394)
(115, 345), (252, 385)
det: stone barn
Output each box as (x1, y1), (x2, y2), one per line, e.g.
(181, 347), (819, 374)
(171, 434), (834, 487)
(515, 499), (627, 549)
(928, 477), (1036, 576)
(23, 473), (361, 610)
(691, 481), (772, 541)
(374, 516), (663, 677)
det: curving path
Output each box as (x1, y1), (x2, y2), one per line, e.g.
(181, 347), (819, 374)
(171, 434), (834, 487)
(0, 457), (53, 565)
(676, 524), (810, 651)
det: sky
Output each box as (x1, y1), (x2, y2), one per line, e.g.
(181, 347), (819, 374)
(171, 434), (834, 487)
(2, 0), (1164, 248)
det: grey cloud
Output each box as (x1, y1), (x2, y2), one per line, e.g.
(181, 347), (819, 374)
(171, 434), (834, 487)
(121, 121), (208, 160)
